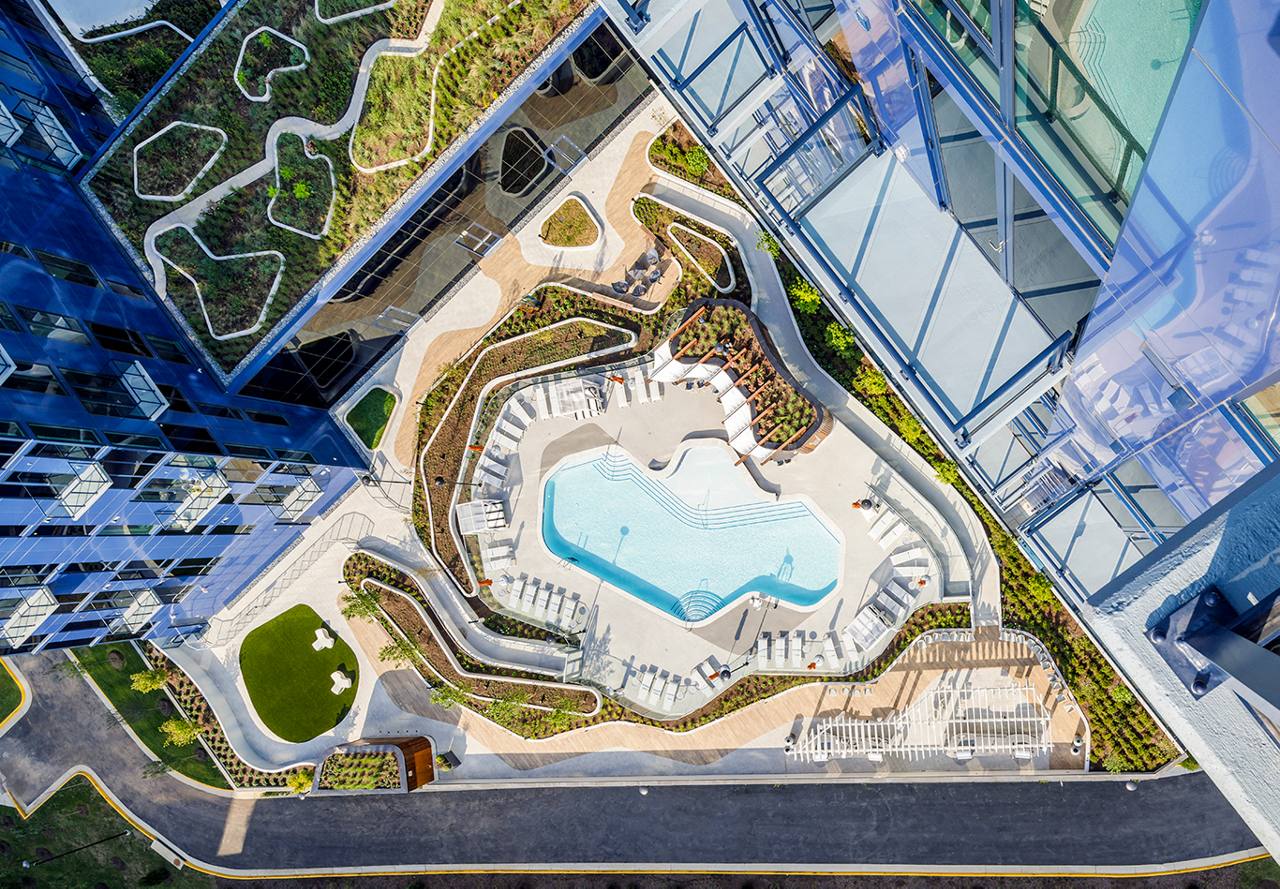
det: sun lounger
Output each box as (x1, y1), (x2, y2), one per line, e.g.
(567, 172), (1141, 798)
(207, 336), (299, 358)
(648, 673), (664, 703)
(534, 586), (551, 616)
(823, 634), (839, 664)
(867, 509), (897, 540)
(663, 677), (679, 708)
(880, 522), (908, 548)
(613, 380), (629, 409)
(757, 633), (771, 668)
(891, 545), (929, 566)
(536, 385), (553, 419)
(841, 627), (859, 654)
(630, 369), (651, 404)
(790, 633), (805, 667)
(895, 563), (929, 580)
(513, 398), (537, 424)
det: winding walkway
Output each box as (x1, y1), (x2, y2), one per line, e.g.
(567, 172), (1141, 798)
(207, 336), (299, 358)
(0, 653), (1261, 876)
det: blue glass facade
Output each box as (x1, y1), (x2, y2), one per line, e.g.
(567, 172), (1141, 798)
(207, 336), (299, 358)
(601, 0), (1280, 597)
(0, 3), (362, 653)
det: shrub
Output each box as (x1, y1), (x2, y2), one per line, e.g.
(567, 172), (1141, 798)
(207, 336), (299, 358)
(853, 365), (888, 395)
(756, 230), (781, 258)
(129, 668), (170, 694)
(788, 277), (822, 315)
(341, 584), (383, 621)
(430, 683), (468, 709)
(824, 321), (858, 359)
(1111, 684), (1135, 707)
(935, 461), (961, 486)
(159, 717), (202, 748)
(1102, 751), (1129, 773)
(286, 767), (314, 795)
(685, 145), (710, 177)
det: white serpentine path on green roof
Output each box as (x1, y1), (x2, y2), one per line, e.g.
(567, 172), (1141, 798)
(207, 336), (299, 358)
(140, 0), (449, 339)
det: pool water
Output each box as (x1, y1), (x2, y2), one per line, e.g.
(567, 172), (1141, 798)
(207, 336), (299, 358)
(541, 445), (842, 622)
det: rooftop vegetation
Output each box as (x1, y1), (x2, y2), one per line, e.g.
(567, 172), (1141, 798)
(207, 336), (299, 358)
(84, 0), (590, 374)
(347, 386), (397, 449)
(539, 197), (598, 247)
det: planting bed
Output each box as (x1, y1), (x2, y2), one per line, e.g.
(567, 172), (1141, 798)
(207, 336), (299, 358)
(318, 750), (400, 789)
(539, 197), (598, 247)
(647, 121), (741, 205)
(346, 550), (973, 738)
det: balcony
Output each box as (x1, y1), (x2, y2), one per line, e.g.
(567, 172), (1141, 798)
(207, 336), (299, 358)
(111, 588), (163, 635)
(119, 361), (170, 421)
(269, 476), (322, 522)
(0, 340), (13, 387)
(0, 586), (56, 649)
(164, 470), (231, 531)
(48, 461), (112, 519)
(0, 101), (19, 148)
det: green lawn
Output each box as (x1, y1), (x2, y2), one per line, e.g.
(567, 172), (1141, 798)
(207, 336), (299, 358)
(73, 644), (229, 789)
(238, 605), (359, 743)
(346, 387), (397, 449)
(0, 659), (22, 724)
(0, 777), (212, 887)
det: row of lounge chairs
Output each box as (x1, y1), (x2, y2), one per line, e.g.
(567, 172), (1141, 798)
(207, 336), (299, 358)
(631, 665), (683, 709)
(755, 629), (847, 670)
(498, 573), (581, 631)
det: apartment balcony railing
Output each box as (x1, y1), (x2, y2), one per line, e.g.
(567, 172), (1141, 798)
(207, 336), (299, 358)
(0, 586), (56, 649)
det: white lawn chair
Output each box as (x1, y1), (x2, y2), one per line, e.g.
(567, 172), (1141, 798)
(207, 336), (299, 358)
(880, 522), (908, 548)
(537, 385), (553, 419)
(891, 545), (929, 566)
(790, 633), (805, 667)
(823, 633), (839, 664)
(630, 368), (651, 404)
(757, 633), (771, 668)
(663, 677), (679, 708)
(867, 509), (897, 540)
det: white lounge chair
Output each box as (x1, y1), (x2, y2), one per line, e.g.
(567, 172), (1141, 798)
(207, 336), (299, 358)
(880, 522), (908, 548)
(663, 678), (679, 708)
(823, 634), (839, 664)
(630, 369), (651, 404)
(790, 633), (805, 667)
(890, 545), (929, 566)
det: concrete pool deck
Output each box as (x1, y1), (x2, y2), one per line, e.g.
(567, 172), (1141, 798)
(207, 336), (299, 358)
(471, 369), (972, 717)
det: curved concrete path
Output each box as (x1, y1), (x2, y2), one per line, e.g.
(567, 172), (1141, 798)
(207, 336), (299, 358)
(0, 653), (1261, 877)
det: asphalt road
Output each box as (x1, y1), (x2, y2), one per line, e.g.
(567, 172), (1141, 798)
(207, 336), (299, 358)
(0, 653), (1260, 875)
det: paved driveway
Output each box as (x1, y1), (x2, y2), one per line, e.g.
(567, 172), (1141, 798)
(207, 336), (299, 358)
(0, 653), (1259, 876)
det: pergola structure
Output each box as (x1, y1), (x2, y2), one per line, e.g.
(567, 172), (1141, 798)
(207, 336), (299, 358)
(788, 684), (1051, 764)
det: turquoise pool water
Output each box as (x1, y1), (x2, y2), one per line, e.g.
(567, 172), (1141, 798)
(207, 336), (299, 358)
(1078, 0), (1198, 151)
(541, 447), (841, 622)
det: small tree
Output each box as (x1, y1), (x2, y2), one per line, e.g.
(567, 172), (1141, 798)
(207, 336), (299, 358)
(684, 145), (710, 177)
(485, 689), (529, 725)
(787, 277), (822, 315)
(340, 585), (382, 621)
(824, 321), (858, 360)
(377, 636), (421, 667)
(159, 717), (202, 748)
(756, 230), (781, 258)
(286, 767), (314, 795)
(430, 683), (468, 709)
(130, 667), (170, 694)
(934, 461), (961, 487)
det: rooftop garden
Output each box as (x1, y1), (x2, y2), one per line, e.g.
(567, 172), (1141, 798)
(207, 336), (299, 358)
(43, 0), (221, 116)
(539, 197), (599, 247)
(318, 749), (400, 790)
(83, 0), (591, 375)
(346, 386), (397, 449)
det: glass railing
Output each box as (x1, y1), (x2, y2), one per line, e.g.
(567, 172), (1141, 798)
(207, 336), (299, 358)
(909, 0), (998, 102)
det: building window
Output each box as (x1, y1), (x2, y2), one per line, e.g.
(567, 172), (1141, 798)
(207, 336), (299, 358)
(15, 306), (90, 345)
(105, 279), (147, 298)
(62, 368), (148, 419)
(209, 523), (254, 535)
(27, 424), (100, 445)
(31, 524), (91, 536)
(88, 321), (152, 357)
(226, 443), (271, 459)
(170, 557), (218, 577)
(156, 384), (195, 414)
(0, 564), (55, 587)
(0, 525), (26, 537)
(276, 450), (316, 464)
(0, 241), (31, 259)
(245, 410), (289, 426)
(28, 442), (97, 460)
(64, 562), (114, 575)
(0, 301), (22, 332)
(103, 431), (164, 449)
(32, 250), (98, 288)
(144, 336), (189, 364)
(159, 423), (223, 456)
(196, 403), (245, 420)
(97, 524), (155, 536)
(101, 448), (164, 489)
(2, 362), (66, 396)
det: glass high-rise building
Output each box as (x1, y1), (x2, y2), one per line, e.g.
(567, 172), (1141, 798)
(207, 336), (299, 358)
(0, 0), (364, 654)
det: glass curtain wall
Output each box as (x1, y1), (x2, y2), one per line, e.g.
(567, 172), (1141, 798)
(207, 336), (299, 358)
(910, 0), (1202, 248)
(242, 23), (651, 407)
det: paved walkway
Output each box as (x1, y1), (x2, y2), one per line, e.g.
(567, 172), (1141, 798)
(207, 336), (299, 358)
(0, 654), (1260, 875)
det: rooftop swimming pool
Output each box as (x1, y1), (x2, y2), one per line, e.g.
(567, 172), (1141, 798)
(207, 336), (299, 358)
(541, 444), (842, 622)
